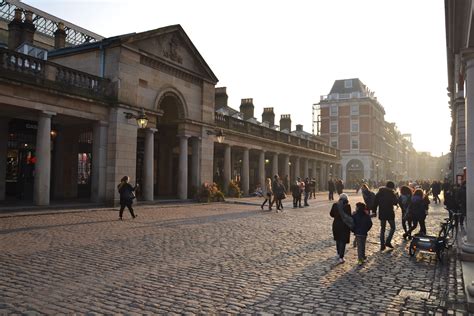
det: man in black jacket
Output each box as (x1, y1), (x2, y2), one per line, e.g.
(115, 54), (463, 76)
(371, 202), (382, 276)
(373, 181), (399, 251)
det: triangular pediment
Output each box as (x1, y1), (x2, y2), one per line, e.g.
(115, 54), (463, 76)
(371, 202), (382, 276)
(123, 25), (218, 84)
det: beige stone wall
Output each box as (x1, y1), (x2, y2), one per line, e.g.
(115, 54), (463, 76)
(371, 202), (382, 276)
(50, 50), (101, 76)
(105, 107), (138, 205)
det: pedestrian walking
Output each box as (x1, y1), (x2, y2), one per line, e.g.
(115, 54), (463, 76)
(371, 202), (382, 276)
(328, 178), (335, 201)
(406, 188), (430, 237)
(373, 181), (398, 251)
(431, 180), (441, 204)
(336, 179), (344, 195)
(361, 184), (376, 216)
(291, 177), (302, 208)
(330, 193), (352, 264)
(352, 202), (373, 265)
(117, 176), (138, 220)
(399, 185), (413, 239)
(304, 177), (311, 206)
(261, 177), (273, 211)
(272, 175), (285, 212)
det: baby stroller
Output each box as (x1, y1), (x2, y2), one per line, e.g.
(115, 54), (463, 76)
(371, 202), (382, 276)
(408, 208), (461, 261)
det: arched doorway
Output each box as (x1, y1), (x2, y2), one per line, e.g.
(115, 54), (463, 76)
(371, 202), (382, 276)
(154, 92), (188, 198)
(346, 159), (364, 189)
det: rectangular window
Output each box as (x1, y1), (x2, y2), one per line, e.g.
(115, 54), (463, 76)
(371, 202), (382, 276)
(351, 137), (359, 150)
(330, 121), (338, 133)
(330, 104), (338, 116)
(330, 137), (338, 148)
(351, 104), (359, 116)
(344, 79), (352, 88)
(351, 120), (359, 133)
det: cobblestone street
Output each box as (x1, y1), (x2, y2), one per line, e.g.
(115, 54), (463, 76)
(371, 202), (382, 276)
(0, 193), (468, 314)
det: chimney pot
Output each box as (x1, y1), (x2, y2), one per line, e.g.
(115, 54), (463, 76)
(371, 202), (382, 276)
(262, 107), (275, 127)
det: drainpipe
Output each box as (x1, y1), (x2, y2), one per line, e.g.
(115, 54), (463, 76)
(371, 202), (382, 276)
(99, 44), (105, 78)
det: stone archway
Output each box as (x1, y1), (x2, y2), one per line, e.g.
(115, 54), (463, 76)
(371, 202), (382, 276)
(346, 159), (364, 189)
(154, 90), (190, 198)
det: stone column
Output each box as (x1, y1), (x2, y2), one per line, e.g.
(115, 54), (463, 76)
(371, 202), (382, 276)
(259, 150), (265, 189)
(294, 157), (300, 179)
(91, 121), (108, 203)
(191, 137), (201, 188)
(178, 135), (189, 200)
(303, 158), (309, 179)
(311, 160), (317, 179)
(242, 148), (249, 195)
(454, 92), (466, 182)
(141, 128), (156, 201)
(272, 153), (279, 177)
(224, 144), (231, 193)
(319, 162), (326, 191)
(34, 111), (55, 206)
(284, 155), (290, 182)
(463, 57), (474, 253)
(0, 118), (8, 201)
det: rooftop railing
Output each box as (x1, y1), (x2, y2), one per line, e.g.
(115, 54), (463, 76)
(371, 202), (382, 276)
(215, 112), (339, 158)
(0, 48), (116, 100)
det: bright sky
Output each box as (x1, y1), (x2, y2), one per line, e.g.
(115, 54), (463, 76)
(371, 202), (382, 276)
(26, 0), (450, 157)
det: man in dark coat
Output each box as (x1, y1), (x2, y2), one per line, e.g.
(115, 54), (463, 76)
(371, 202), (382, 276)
(328, 178), (335, 201)
(373, 181), (399, 251)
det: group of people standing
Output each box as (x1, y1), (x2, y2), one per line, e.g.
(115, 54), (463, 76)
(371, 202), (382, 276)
(330, 179), (453, 265)
(261, 175), (318, 211)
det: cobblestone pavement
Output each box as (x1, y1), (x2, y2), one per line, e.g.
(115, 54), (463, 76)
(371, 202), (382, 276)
(0, 193), (468, 314)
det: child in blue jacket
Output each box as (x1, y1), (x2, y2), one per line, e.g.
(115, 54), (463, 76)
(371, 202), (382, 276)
(352, 202), (373, 265)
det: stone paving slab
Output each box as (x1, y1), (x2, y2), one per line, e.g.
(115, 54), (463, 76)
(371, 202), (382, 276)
(0, 193), (467, 314)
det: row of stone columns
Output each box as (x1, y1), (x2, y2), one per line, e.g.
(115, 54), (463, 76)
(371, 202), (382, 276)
(220, 144), (338, 195)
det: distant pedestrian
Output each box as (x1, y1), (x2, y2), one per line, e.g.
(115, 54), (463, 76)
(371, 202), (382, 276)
(373, 181), (399, 251)
(352, 202), (373, 265)
(304, 177), (311, 206)
(330, 193), (352, 264)
(117, 176), (138, 220)
(328, 178), (335, 201)
(336, 179), (344, 195)
(261, 178), (273, 211)
(406, 189), (430, 237)
(271, 175), (285, 212)
(399, 185), (413, 239)
(291, 177), (302, 208)
(361, 184), (376, 216)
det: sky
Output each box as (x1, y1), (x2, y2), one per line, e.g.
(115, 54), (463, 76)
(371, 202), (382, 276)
(26, 0), (450, 157)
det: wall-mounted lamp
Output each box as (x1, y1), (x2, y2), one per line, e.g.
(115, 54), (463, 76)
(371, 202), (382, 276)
(265, 159), (270, 164)
(124, 108), (148, 129)
(207, 129), (225, 143)
(50, 130), (57, 139)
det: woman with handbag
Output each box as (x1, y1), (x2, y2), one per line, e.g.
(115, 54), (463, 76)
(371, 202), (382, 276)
(117, 176), (138, 220)
(261, 178), (273, 211)
(330, 193), (352, 264)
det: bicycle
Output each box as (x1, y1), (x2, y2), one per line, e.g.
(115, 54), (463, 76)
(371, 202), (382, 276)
(408, 208), (462, 261)
(438, 207), (462, 247)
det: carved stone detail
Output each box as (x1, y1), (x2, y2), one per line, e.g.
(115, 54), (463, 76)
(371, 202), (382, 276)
(163, 35), (183, 64)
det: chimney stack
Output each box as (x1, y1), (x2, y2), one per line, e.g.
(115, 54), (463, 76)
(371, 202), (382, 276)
(240, 98), (254, 121)
(280, 114), (291, 131)
(8, 9), (23, 50)
(54, 22), (66, 49)
(296, 124), (303, 132)
(215, 87), (228, 110)
(262, 107), (275, 127)
(21, 11), (36, 45)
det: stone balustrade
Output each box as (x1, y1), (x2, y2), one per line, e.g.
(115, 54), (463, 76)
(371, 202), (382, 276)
(215, 112), (339, 158)
(0, 48), (116, 100)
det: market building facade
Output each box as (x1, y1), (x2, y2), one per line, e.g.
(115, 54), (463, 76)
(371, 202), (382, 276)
(0, 0), (340, 206)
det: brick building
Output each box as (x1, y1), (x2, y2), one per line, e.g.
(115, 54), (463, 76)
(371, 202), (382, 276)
(317, 78), (420, 186)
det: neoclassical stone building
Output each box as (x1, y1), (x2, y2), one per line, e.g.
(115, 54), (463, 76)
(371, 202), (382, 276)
(0, 1), (340, 206)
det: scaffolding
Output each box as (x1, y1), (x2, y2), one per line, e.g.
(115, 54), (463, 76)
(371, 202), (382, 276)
(312, 103), (321, 136)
